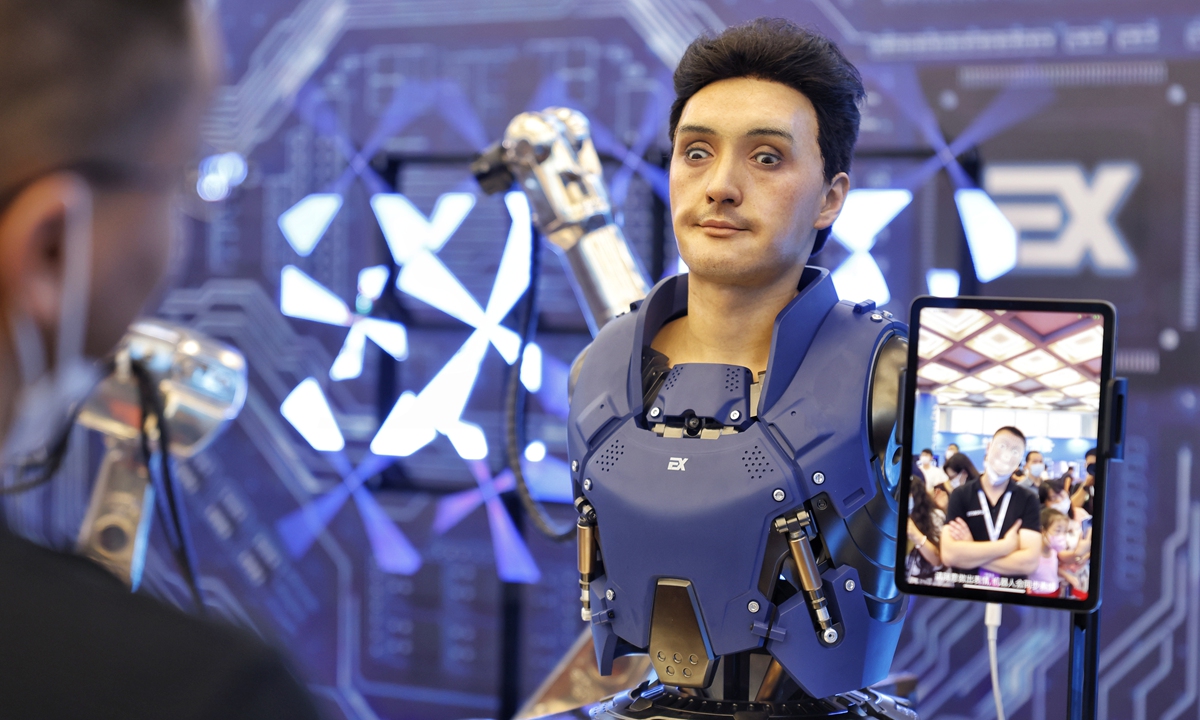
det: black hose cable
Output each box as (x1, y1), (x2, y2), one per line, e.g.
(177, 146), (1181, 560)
(130, 362), (206, 615)
(0, 358), (114, 496)
(506, 230), (575, 542)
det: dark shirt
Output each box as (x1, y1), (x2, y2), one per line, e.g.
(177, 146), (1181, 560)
(945, 477), (1041, 574)
(0, 525), (322, 720)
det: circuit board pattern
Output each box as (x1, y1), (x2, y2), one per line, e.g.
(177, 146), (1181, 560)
(2, 1), (1199, 718)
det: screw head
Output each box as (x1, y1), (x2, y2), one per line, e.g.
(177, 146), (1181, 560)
(844, 579), (856, 592)
(772, 488), (786, 502)
(571, 460), (578, 472)
(729, 409), (742, 421)
(583, 478), (593, 491)
(649, 406), (661, 418)
(606, 588), (615, 601)
(823, 627), (840, 644)
(673, 652), (682, 663)
(747, 600), (761, 613)
(657, 651), (666, 661)
(665, 666), (675, 676)
(870, 313), (883, 322)
(813, 472), (826, 485)
(815, 498), (829, 511)
(682, 667), (692, 678)
(688, 654), (698, 665)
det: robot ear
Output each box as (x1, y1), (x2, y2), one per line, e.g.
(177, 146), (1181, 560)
(811, 226), (832, 256)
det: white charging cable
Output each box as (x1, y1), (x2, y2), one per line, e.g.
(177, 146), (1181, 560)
(985, 602), (1006, 720)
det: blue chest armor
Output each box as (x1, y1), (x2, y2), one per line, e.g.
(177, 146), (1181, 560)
(567, 268), (908, 700)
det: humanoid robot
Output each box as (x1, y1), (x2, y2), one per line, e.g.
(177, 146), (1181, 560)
(475, 108), (913, 719)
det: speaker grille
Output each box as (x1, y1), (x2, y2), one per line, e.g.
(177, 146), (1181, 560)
(743, 445), (775, 482)
(596, 440), (625, 472)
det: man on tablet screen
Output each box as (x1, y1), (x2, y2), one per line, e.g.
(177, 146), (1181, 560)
(938, 426), (1042, 591)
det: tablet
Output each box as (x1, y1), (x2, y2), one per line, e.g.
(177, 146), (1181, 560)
(897, 296), (1116, 611)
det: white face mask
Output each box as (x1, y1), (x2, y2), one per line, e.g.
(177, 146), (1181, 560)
(2, 178), (101, 468)
(919, 456), (932, 467)
(1028, 462), (1045, 477)
(1051, 498), (1071, 515)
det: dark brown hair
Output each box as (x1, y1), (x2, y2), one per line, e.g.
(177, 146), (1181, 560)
(0, 0), (195, 193)
(669, 18), (865, 254)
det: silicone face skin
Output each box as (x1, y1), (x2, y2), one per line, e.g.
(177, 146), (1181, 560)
(668, 76), (846, 290)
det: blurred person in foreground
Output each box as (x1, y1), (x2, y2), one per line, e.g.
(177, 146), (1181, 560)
(0, 0), (321, 717)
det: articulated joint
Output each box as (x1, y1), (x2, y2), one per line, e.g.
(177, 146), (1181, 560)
(773, 510), (842, 646)
(577, 498), (598, 622)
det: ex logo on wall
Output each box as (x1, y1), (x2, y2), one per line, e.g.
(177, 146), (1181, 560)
(983, 162), (1140, 275)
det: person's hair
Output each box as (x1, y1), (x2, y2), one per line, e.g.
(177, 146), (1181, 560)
(909, 474), (939, 545)
(0, 0), (196, 198)
(994, 426), (1026, 446)
(669, 17), (864, 255)
(948, 443), (959, 450)
(920, 448), (933, 456)
(1039, 476), (1070, 504)
(1086, 447), (1098, 460)
(1040, 507), (1067, 534)
(943, 453), (980, 483)
(1026, 450), (1042, 462)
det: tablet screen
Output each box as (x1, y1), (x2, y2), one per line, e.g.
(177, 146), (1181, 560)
(900, 299), (1113, 610)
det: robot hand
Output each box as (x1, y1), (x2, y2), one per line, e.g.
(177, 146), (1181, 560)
(473, 108), (650, 334)
(75, 320), (247, 588)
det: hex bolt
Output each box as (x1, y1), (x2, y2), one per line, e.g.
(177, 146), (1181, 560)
(772, 488), (786, 502)
(583, 478), (593, 491)
(606, 588), (615, 601)
(571, 460), (579, 472)
(813, 472), (826, 485)
(844, 579), (856, 592)
(729, 410), (742, 421)
(823, 627), (840, 644)
(649, 406), (661, 418)
(747, 600), (761, 613)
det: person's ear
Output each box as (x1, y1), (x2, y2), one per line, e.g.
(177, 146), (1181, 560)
(813, 171), (850, 231)
(0, 174), (90, 343)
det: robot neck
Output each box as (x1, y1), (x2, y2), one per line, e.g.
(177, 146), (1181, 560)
(629, 267), (840, 418)
(651, 269), (811, 375)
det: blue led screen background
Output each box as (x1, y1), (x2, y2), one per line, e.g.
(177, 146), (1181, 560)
(4, 1), (1200, 719)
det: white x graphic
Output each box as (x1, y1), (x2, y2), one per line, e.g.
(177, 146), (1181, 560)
(370, 192), (532, 460)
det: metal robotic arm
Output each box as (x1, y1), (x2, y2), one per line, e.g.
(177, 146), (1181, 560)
(76, 320), (247, 595)
(472, 107), (651, 334)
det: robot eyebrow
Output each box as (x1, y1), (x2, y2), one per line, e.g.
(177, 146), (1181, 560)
(745, 126), (794, 143)
(676, 123), (718, 137)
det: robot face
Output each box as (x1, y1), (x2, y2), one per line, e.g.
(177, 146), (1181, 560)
(668, 77), (838, 288)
